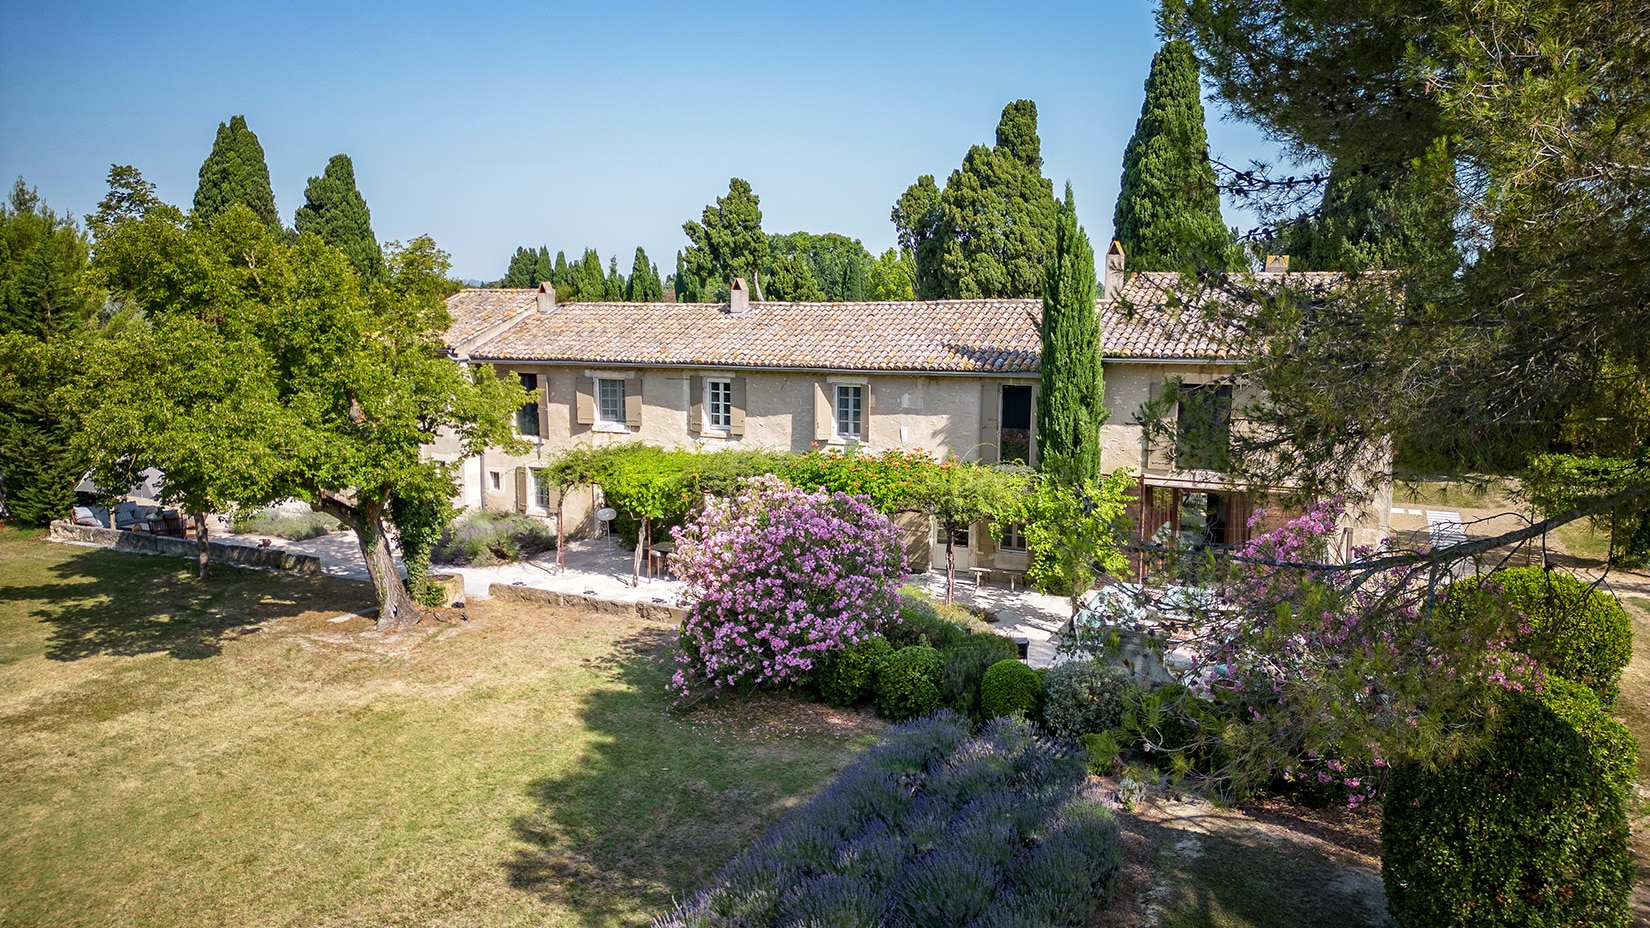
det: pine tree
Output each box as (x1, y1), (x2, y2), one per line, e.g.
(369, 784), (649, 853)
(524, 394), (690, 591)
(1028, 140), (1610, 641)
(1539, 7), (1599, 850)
(1112, 40), (1235, 272)
(0, 181), (96, 524)
(604, 256), (625, 301)
(682, 178), (768, 298)
(294, 154), (383, 284)
(1037, 185), (1106, 483)
(891, 101), (1058, 299)
(627, 247), (663, 302)
(192, 115), (280, 230)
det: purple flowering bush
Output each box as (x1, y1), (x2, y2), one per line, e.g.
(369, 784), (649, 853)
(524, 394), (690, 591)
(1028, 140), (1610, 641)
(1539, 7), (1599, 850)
(669, 475), (908, 701)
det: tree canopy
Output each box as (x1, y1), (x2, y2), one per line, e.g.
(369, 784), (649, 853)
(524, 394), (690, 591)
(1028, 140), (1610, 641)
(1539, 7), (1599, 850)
(192, 115), (279, 231)
(682, 178), (767, 300)
(80, 194), (524, 622)
(293, 154), (384, 284)
(626, 247), (663, 302)
(0, 181), (97, 524)
(892, 101), (1057, 298)
(1113, 40), (1235, 272)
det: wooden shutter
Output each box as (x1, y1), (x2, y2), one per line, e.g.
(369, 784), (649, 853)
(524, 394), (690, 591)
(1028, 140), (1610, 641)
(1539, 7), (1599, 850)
(814, 381), (832, 442)
(575, 377), (594, 426)
(688, 375), (704, 434)
(515, 467), (529, 513)
(978, 381), (1000, 463)
(624, 377), (642, 427)
(975, 522), (997, 565)
(730, 376), (747, 436)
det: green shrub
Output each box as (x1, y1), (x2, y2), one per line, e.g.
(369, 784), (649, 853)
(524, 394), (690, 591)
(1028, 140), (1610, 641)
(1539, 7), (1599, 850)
(1128, 683), (1229, 777)
(938, 633), (1020, 720)
(431, 511), (556, 567)
(980, 659), (1041, 719)
(873, 646), (944, 720)
(231, 507), (342, 541)
(1081, 731), (1124, 775)
(816, 636), (894, 707)
(887, 593), (972, 651)
(1042, 661), (1133, 739)
(1382, 678), (1637, 928)
(1443, 566), (1632, 703)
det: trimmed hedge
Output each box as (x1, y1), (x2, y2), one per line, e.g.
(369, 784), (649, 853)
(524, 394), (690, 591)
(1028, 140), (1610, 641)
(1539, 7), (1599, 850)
(1382, 678), (1637, 928)
(938, 633), (1021, 721)
(656, 712), (1123, 928)
(874, 646), (944, 720)
(980, 659), (1041, 719)
(817, 637), (894, 708)
(1042, 661), (1133, 739)
(1443, 566), (1632, 703)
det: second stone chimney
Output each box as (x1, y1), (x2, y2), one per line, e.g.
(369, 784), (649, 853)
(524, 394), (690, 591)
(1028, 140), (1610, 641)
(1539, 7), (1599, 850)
(1264, 255), (1291, 274)
(536, 281), (556, 314)
(1103, 240), (1126, 301)
(728, 277), (751, 316)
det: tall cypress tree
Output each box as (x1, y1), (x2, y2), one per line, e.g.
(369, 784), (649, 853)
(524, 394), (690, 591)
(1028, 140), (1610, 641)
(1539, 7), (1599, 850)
(1037, 185), (1106, 483)
(294, 154), (383, 284)
(1286, 137), (1460, 277)
(627, 247), (663, 302)
(604, 256), (625, 301)
(1113, 41), (1235, 272)
(193, 115), (280, 230)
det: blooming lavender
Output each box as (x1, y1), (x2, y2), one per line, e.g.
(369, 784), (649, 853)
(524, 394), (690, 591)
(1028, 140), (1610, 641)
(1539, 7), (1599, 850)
(669, 475), (908, 702)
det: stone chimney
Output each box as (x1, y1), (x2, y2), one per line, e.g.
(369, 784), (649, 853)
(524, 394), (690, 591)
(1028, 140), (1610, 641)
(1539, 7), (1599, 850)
(728, 277), (751, 316)
(1103, 240), (1126, 301)
(1264, 255), (1290, 274)
(536, 281), (556, 314)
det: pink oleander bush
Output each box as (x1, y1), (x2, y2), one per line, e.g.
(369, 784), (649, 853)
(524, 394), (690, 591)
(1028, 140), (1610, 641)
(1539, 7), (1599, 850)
(669, 475), (908, 702)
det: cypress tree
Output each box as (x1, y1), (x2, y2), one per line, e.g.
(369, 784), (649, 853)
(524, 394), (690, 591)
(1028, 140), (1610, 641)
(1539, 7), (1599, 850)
(551, 250), (570, 293)
(627, 247), (663, 302)
(294, 154), (383, 284)
(1286, 137), (1460, 277)
(1037, 185), (1106, 483)
(499, 247), (538, 287)
(604, 256), (625, 301)
(572, 249), (605, 301)
(1113, 41), (1235, 272)
(192, 115), (280, 230)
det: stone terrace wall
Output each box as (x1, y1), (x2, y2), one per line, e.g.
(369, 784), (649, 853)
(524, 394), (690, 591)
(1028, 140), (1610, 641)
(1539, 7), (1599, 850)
(49, 521), (322, 575)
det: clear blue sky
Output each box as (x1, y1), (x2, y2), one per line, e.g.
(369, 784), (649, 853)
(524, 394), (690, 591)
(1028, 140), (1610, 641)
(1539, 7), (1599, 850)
(0, 0), (1287, 283)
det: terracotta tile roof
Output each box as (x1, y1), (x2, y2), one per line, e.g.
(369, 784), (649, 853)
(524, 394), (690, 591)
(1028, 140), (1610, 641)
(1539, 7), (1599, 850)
(442, 288), (537, 351)
(453, 270), (1357, 372)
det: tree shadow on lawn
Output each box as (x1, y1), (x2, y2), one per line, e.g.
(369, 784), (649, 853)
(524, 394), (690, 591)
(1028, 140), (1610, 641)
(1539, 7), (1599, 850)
(504, 626), (879, 926)
(13, 548), (376, 662)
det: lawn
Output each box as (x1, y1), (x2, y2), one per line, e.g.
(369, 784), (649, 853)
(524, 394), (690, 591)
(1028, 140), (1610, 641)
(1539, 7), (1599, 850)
(0, 528), (880, 928)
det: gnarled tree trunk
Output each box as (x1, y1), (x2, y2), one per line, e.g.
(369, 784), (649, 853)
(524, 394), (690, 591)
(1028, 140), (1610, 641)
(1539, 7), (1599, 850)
(317, 491), (422, 631)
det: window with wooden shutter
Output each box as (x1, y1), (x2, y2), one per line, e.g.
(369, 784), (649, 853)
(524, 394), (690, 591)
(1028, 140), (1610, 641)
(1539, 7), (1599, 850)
(515, 466), (529, 512)
(813, 381), (832, 442)
(978, 381), (1001, 463)
(516, 372), (540, 436)
(624, 377), (642, 427)
(729, 376), (747, 436)
(575, 378), (595, 426)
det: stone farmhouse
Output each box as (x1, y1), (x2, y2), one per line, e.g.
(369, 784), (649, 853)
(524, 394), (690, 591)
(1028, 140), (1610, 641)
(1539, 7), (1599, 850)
(431, 247), (1391, 576)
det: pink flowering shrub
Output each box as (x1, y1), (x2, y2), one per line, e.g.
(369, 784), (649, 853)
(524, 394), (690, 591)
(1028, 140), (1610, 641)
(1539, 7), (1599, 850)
(669, 475), (908, 702)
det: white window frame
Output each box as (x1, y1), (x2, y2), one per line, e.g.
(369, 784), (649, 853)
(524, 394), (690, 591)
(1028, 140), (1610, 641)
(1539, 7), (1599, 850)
(596, 378), (626, 424)
(531, 469), (552, 513)
(705, 378), (733, 431)
(999, 523), (1028, 552)
(834, 384), (863, 440)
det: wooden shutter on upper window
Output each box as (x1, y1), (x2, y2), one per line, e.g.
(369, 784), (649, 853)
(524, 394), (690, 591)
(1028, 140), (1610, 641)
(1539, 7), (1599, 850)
(624, 376), (642, 427)
(515, 466), (529, 513)
(730, 376), (747, 436)
(688, 375), (704, 434)
(978, 381), (1000, 463)
(814, 381), (832, 442)
(575, 377), (594, 427)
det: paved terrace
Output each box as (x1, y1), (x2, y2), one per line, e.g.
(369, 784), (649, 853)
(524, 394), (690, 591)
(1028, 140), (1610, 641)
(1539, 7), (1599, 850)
(218, 529), (1073, 667)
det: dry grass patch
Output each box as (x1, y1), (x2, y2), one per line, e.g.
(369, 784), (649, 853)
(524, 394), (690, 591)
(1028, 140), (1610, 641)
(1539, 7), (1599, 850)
(0, 528), (879, 927)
